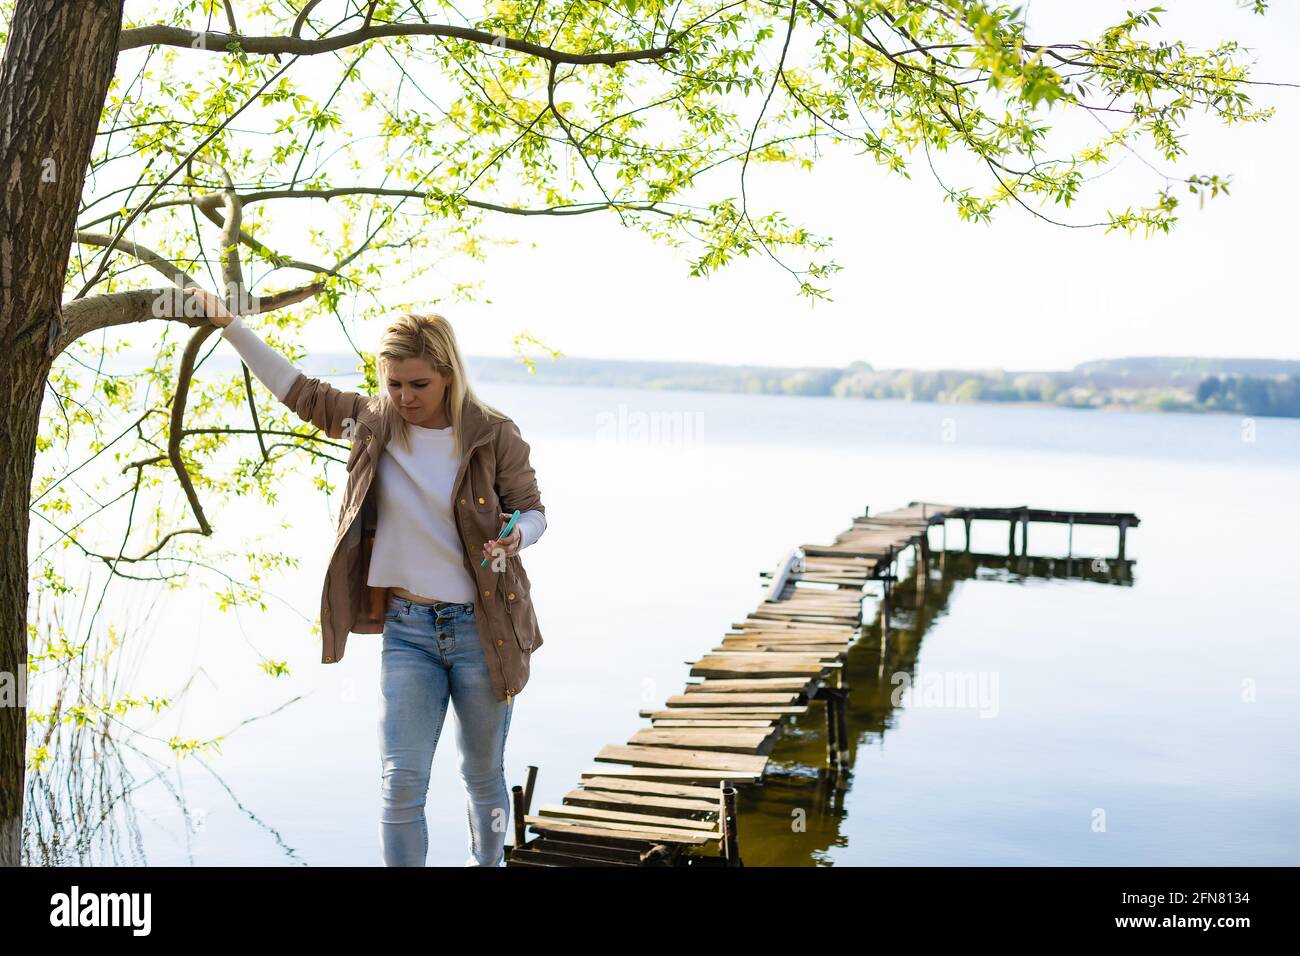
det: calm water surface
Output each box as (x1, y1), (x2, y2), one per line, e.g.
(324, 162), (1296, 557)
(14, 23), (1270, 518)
(28, 383), (1300, 865)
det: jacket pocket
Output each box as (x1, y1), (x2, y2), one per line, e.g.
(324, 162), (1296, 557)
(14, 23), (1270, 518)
(471, 476), (497, 514)
(469, 446), (498, 514)
(505, 593), (536, 651)
(345, 430), (373, 472)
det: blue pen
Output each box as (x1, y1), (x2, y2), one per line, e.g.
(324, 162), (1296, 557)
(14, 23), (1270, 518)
(481, 510), (521, 567)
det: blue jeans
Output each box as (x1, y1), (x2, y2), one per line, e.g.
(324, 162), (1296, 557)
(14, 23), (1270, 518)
(378, 597), (514, 866)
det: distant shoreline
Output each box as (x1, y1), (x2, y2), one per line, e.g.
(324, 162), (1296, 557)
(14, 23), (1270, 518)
(463, 353), (1300, 420)
(119, 348), (1300, 420)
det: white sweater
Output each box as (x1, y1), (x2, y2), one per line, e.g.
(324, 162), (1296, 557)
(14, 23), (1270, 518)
(219, 315), (546, 603)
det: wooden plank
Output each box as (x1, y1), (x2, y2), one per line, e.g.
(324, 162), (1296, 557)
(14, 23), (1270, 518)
(748, 612), (861, 626)
(699, 649), (840, 661)
(579, 767), (760, 785)
(782, 578), (872, 588)
(629, 727), (777, 754)
(772, 586), (863, 600)
(716, 641), (848, 655)
(751, 606), (860, 620)
(771, 587), (864, 600)
(525, 816), (713, 845)
(751, 606), (862, 618)
(722, 632), (852, 642)
(726, 630), (853, 642)
(692, 655), (838, 669)
(955, 506), (1137, 526)
(766, 604), (861, 617)
(710, 644), (846, 658)
(801, 545), (899, 560)
(563, 788), (719, 815)
(663, 691), (800, 706)
(511, 836), (652, 865)
(800, 557), (877, 569)
(735, 619), (856, 632)
(508, 849), (634, 867)
(524, 836), (651, 862)
(685, 677), (815, 692)
(768, 589), (866, 600)
(639, 706), (807, 718)
(576, 776), (725, 799)
(783, 562), (877, 573)
(595, 743), (769, 774)
(532, 831), (680, 856)
(505, 856), (566, 867)
(733, 624), (863, 639)
(781, 569), (873, 583)
(651, 718), (778, 728)
(689, 659), (831, 679)
(537, 803), (720, 833)
(852, 519), (929, 530)
(768, 601), (862, 612)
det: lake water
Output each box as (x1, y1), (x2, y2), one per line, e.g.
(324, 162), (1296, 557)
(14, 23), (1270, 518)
(25, 383), (1300, 865)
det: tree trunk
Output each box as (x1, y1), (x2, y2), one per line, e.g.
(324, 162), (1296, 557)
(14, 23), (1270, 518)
(0, 0), (125, 868)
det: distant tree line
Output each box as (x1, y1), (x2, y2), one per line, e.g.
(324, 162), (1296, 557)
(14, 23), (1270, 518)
(466, 355), (1300, 418)
(1194, 375), (1300, 417)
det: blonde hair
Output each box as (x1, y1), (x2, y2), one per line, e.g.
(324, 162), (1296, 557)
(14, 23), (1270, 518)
(377, 312), (503, 458)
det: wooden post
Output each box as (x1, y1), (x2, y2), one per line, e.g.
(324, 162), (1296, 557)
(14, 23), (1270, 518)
(824, 685), (839, 770)
(1020, 513), (1028, 554)
(511, 784), (526, 857)
(835, 687), (850, 768)
(915, 537), (928, 605)
(1008, 517), (1017, 556)
(720, 784), (741, 866)
(881, 575), (891, 641)
(1065, 517), (1074, 577)
(1117, 518), (1128, 561)
(523, 764), (537, 818)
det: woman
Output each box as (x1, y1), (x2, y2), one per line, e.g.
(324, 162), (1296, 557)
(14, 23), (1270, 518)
(193, 289), (547, 867)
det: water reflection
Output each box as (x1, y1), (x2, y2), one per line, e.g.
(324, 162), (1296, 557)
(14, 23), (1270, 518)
(24, 707), (310, 866)
(728, 546), (1136, 867)
(22, 591), (309, 866)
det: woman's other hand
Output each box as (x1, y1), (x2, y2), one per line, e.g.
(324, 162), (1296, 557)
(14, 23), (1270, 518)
(188, 287), (234, 328)
(482, 513), (522, 565)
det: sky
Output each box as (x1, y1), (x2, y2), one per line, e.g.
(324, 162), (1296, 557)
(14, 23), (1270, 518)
(442, 1), (1300, 372)
(108, 1), (1300, 372)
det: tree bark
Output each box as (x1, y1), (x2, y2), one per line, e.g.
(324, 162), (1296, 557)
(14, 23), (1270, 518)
(0, 0), (125, 868)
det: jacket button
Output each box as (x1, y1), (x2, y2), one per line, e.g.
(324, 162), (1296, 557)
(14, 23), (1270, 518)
(478, 496), (486, 504)
(496, 639), (503, 646)
(508, 592), (515, 600)
(459, 498), (466, 506)
(324, 656), (333, 663)
(483, 589), (491, 598)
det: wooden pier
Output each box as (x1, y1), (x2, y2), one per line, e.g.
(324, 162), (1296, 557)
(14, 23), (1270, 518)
(505, 502), (1138, 867)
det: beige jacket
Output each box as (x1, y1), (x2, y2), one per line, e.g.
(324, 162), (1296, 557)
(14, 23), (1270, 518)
(281, 371), (545, 704)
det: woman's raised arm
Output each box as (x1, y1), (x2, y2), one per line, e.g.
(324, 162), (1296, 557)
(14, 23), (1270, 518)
(194, 288), (368, 441)
(219, 313), (301, 402)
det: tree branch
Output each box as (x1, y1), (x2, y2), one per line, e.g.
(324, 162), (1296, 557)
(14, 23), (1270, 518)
(118, 21), (677, 66)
